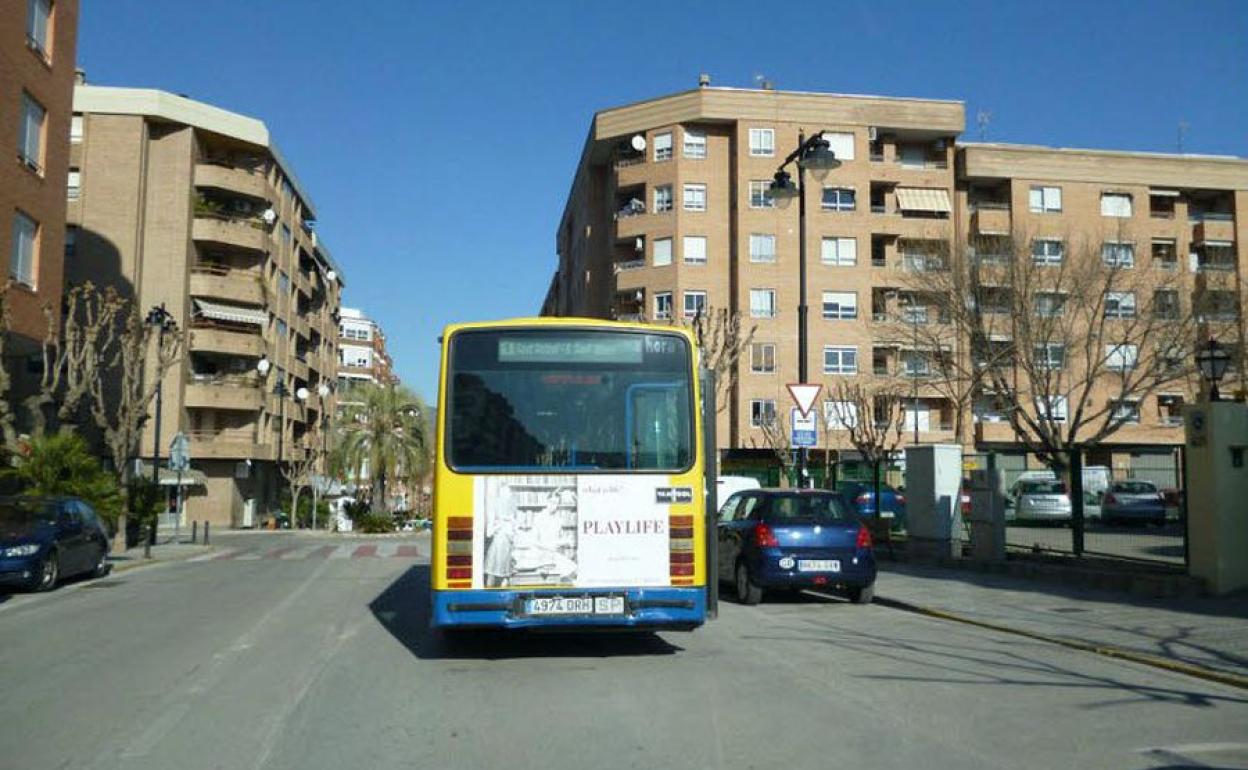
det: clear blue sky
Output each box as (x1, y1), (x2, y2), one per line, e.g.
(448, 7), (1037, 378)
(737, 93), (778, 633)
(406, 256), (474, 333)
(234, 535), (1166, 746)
(79, 0), (1247, 401)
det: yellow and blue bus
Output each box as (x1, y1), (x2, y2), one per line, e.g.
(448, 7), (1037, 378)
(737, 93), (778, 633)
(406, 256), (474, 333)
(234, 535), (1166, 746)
(431, 318), (708, 630)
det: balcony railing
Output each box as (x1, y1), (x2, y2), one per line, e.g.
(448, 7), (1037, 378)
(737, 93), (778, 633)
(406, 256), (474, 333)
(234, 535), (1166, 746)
(969, 201), (1011, 211)
(189, 372), (260, 387)
(615, 200), (646, 219)
(1197, 260), (1236, 272)
(613, 259), (646, 272)
(614, 154), (645, 169)
(897, 158), (949, 169)
(1161, 415), (1185, 427)
(1190, 211), (1234, 222)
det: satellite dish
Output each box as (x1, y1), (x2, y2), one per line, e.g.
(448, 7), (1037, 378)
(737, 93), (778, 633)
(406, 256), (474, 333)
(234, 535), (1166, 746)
(261, 208), (277, 225)
(325, 270), (336, 282)
(634, 237), (644, 252)
(296, 386), (310, 400)
(630, 134), (646, 152)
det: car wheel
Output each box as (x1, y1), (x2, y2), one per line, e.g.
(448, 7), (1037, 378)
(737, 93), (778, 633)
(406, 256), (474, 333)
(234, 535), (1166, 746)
(847, 583), (875, 605)
(735, 562), (763, 606)
(33, 550), (59, 592)
(91, 547), (110, 579)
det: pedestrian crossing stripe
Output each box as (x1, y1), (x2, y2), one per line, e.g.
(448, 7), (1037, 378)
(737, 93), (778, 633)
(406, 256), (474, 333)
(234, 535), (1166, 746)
(187, 543), (422, 562)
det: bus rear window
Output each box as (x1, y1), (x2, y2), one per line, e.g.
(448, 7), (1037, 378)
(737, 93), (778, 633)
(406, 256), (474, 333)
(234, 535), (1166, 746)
(447, 329), (694, 472)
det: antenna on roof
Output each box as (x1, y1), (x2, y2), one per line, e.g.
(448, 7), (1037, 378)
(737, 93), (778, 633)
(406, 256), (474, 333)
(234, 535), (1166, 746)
(754, 74), (775, 91)
(1177, 120), (1190, 153)
(976, 110), (992, 141)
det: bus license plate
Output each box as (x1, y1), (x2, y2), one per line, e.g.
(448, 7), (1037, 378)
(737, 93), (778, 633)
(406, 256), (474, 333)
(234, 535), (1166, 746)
(798, 560), (841, 573)
(526, 596), (625, 616)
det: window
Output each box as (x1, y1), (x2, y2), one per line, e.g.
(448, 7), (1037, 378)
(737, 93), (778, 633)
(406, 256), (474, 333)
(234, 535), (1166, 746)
(749, 233), (776, 263)
(70, 115), (84, 143)
(750, 399), (777, 427)
(280, 224), (292, 244)
(683, 184), (706, 212)
(1105, 343), (1138, 371)
(1151, 238), (1177, 269)
(1035, 343), (1065, 370)
(824, 400), (859, 430)
(1028, 186), (1062, 213)
(64, 224), (77, 258)
(822, 187), (856, 212)
(654, 291), (673, 320)
(821, 237), (856, 266)
(1111, 400), (1141, 424)
(10, 211), (38, 286)
(748, 128), (774, 157)
(823, 346), (857, 375)
(1031, 239), (1064, 265)
(683, 236), (707, 264)
(1101, 192), (1133, 218)
(901, 299), (928, 324)
(822, 291), (857, 320)
(653, 237), (672, 266)
(653, 185), (673, 213)
(748, 180), (774, 209)
(1036, 395), (1068, 422)
(683, 290), (707, 319)
(1102, 241), (1135, 268)
(1035, 293), (1065, 317)
(903, 405), (931, 432)
(683, 129), (706, 159)
(275, 318), (288, 338)
(902, 352), (930, 377)
(750, 342), (776, 373)
(1104, 291), (1137, 319)
(27, 0), (51, 57)
(19, 92), (45, 172)
(67, 168), (80, 200)
(1152, 289), (1180, 320)
(822, 132), (855, 161)
(278, 271), (290, 294)
(653, 132), (672, 162)
(749, 289), (777, 318)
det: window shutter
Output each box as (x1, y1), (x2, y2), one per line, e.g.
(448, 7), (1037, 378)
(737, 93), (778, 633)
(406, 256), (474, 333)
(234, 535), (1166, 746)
(824, 132), (855, 161)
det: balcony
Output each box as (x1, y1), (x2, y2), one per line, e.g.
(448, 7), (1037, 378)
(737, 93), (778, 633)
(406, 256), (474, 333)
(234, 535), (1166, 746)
(1193, 215), (1235, 244)
(189, 265), (264, 305)
(189, 324), (264, 357)
(970, 203), (1011, 236)
(974, 420), (1018, 445)
(192, 214), (269, 254)
(187, 430), (274, 461)
(194, 162), (268, 200)
(185, 377), (264, 411)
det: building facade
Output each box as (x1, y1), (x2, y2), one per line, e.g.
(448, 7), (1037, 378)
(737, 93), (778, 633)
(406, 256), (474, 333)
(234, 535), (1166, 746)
(544, 83), (1248, 479)
(1, 0), (78, 397)
(336, 306), (396, 403)
(68, 85), (343, 527)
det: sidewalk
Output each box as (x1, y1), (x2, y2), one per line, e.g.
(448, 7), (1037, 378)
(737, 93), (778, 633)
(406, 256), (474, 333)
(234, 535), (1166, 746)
(875, 561), (1248, 683)
(107, 541), (214, 573)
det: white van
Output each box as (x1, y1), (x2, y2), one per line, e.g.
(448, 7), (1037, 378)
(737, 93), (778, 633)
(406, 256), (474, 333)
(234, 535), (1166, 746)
(715, 475), (761, 514)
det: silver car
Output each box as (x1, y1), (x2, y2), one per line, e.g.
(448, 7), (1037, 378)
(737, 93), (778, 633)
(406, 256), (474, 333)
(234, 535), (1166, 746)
(1009, 479), (1073, 522)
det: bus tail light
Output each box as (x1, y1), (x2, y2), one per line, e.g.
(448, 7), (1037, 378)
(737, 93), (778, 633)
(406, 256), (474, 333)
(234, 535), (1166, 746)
(856, 525), (873, 550)
(753, 523), (779, 548)
(446, 516), (474, 586)
(669, 515), (696, 585)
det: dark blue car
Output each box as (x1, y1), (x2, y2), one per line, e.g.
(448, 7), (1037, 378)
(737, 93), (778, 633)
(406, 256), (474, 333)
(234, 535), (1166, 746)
(0, 497), (110, 592)
(717, 489), (876, 605)
(837, 481), (907, 530)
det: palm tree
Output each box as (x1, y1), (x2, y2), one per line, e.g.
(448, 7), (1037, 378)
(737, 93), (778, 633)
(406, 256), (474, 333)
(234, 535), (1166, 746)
(335, 383), (429, 513)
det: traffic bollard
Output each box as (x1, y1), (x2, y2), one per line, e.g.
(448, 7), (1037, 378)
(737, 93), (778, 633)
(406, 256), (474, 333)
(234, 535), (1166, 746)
(191, 521), (198, 544)
(204, 521), (210, 546)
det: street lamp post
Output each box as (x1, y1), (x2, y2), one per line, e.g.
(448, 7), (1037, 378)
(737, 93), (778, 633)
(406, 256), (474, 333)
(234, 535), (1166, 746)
(144, 303), (177, 556)
(769, 131), (841, 487)
(1195, 336), (1231, 402)
(312, 381), (332, 530)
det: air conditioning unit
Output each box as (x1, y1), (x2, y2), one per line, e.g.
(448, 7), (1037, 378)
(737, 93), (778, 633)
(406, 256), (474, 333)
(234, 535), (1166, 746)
(867, 126), (878, 141)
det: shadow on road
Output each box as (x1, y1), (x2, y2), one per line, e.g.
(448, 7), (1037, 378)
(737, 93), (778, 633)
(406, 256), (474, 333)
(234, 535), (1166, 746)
(369, 564), (684, 660)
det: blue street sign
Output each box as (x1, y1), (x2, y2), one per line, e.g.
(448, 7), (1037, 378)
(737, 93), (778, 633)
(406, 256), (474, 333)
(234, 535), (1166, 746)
(791, 408), (817, 448)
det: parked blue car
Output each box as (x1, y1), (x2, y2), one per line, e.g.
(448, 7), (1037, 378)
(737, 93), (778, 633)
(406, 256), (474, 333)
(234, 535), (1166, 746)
(837, 481), (907, 530)
(0, 497), (110, 592)
(717, 489), (877, 605)
(1101, 480), (1167, 526)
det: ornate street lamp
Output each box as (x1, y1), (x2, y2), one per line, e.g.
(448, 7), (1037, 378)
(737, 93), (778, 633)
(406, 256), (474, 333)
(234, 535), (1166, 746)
(1195, 337), (1231, 402)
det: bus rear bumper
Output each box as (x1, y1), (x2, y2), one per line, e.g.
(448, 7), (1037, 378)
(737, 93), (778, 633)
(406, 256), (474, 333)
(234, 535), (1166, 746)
(431, 587), (706, 630)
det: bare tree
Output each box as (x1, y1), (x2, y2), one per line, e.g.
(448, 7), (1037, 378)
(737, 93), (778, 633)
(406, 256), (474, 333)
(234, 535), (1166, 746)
(824, 379), (908, 485)
(922, 227), (1217, 481)
(747, 404), (794, 487)
(0, 283), (16, 451)
(88, 301), (184, 549)
(282, 431), (321, 528)
(670, 307), (756, 414)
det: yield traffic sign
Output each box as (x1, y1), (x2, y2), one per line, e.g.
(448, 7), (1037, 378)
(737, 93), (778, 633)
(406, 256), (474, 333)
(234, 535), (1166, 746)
(786, 383), (823, 418)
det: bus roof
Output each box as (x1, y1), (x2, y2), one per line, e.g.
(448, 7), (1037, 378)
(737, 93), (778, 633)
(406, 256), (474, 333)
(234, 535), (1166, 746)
(439, 317), (697, 342)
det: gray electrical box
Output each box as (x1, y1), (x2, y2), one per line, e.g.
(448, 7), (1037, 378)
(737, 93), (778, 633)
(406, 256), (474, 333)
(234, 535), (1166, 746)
(968, 467), (1006, 561)
(904, 444), (963, 559)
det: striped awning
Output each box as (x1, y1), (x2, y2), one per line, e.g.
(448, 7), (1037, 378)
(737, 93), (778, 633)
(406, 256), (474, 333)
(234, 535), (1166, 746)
(194, 299), (266, 326)
(896, 187), (952, 213)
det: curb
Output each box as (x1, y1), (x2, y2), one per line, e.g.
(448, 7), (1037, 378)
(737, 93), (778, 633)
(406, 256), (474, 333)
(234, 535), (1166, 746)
(874, 595), (1248, 691)
(108, 546), (215, 575)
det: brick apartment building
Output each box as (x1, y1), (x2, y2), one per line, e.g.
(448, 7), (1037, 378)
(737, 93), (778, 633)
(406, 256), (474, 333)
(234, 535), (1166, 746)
(1, 0), (77, 397)
(543, 82), (1248, 481)
(68, 84), (344, 527)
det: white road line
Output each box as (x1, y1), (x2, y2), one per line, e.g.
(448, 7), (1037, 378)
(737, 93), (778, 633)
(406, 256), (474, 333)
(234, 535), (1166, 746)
(375, 542), (398, 558)
(327, 544), (354, 559)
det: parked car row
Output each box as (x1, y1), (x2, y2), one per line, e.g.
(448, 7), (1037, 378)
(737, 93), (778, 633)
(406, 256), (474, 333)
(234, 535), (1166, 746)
(0, 496), (111, 592)
(1003, 478), (1171, 526)
(717, 488), (877, 606)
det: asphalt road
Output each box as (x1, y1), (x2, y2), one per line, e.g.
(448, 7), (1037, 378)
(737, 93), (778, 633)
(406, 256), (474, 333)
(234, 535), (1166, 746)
(1006, 522), (1185, 564)
(2, 531), (1245, 770)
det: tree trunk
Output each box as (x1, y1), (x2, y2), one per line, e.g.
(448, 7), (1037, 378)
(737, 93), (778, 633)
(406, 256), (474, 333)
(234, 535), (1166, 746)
(373, 469), (387, 513)
(291, 486), (303, 529)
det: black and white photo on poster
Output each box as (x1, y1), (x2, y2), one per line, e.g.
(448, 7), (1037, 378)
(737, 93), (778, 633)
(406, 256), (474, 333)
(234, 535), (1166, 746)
(475, 475), (578, 588)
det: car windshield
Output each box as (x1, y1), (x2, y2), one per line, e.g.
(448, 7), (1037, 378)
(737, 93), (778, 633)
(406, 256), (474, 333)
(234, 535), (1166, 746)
(1022, 481), (1066, 494)
(762, 494), (852, 522)
(1113, 481), (1157, 493)
(0, 501), (56, 525)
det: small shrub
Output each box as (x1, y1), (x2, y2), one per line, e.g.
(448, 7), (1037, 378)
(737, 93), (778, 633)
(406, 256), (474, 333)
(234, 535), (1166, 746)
(356, 512), (395, 533)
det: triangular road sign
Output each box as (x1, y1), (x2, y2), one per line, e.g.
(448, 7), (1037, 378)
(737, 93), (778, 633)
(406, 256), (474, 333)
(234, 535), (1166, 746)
(786, 383), (823, 418)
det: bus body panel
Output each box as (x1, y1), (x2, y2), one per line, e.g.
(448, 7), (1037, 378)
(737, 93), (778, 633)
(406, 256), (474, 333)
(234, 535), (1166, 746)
(431, 319), (706, 630)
